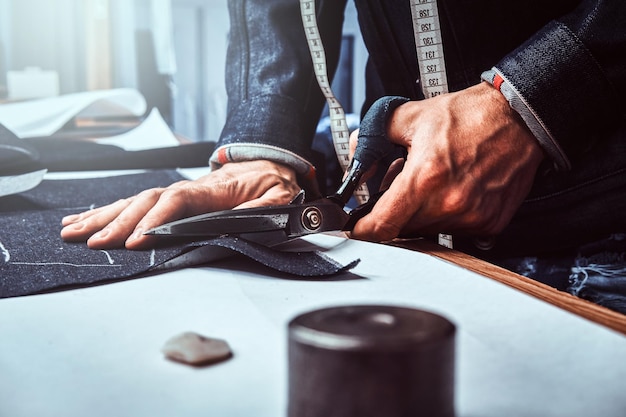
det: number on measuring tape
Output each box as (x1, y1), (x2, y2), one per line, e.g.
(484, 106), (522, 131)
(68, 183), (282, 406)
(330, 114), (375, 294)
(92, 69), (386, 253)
(299, 0), (370, 205)
(410, 0), (449, 98)
(410, 0), (453, 248)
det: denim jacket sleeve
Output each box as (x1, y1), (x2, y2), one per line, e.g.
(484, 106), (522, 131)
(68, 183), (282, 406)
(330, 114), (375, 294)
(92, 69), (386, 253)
(484, 0), (626, 170)
(210, 0), (347, 185)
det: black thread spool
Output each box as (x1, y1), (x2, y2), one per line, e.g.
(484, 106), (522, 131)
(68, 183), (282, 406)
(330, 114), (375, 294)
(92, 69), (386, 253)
(288, 305), (456, 417)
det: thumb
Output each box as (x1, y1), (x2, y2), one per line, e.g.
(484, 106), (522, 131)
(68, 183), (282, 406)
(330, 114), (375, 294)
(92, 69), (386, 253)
(353, 96), (410, 167)
(349, 128), (359, 158)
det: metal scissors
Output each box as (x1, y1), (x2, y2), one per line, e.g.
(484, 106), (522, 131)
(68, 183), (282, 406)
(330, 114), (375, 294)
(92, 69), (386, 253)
(144, 96), (409, 245)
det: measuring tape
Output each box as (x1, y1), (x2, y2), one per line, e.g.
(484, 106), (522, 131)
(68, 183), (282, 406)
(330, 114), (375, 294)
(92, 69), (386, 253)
(299, 0), (370, 205)
(410, 0), (449, 98)
(409, 0), (453, 248)
(300, 0), (453, 248)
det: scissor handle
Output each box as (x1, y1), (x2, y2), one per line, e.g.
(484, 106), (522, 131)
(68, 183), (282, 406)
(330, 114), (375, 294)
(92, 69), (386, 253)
(332, 96), (410, 205)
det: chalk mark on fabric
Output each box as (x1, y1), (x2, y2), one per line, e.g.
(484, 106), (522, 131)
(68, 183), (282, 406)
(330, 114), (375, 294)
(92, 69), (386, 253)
(10, 262), (123, 268)
(101, 250), (115, 265)
(0, 241), (10, 263)
(58, 205), (98, 213)
(149, 249), (156, 267)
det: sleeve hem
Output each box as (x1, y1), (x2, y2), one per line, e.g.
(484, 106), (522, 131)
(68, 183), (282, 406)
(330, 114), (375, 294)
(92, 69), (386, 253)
(481, 68), (571, 170)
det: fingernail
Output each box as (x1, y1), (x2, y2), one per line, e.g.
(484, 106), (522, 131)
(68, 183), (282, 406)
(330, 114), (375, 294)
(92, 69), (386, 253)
(127, 227), (143, 242)
(62, 214), (80, 224)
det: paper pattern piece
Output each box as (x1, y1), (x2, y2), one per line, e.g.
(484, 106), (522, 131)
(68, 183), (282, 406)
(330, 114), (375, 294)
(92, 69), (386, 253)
(0, 88), (146, 138)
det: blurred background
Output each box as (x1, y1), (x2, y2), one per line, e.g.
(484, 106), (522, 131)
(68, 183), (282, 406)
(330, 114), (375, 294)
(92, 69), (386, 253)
(0, 0), (367, 143)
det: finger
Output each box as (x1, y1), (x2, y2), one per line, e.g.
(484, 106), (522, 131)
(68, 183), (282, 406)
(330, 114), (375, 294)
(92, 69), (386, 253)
(379, 158), (405, 191)
(60, 198), (135, 241)
(234, 187), (299, 210)
(85, 189), (164, 249)
(123, 185), (237, 250)
(60, 196), (136, 226)
(351, 170), (421, 242)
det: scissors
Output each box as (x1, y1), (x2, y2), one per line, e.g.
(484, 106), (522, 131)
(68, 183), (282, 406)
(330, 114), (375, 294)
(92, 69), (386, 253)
(144, 96), (409, 246)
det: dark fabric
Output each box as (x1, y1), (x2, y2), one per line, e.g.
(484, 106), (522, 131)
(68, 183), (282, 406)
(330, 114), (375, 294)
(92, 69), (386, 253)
(0, 206), (182, 297)
(1, 121), (217, 174)
(0, 171), (358, 298)
(0, 171), (184, 297)
(567, 234), (626, 314)
(1, 119), (216, 174)
(23, 138), (216, 171)
(186, 236), (360, 277)
(0, 123), (40, 175)
(495, 234), (626, 315)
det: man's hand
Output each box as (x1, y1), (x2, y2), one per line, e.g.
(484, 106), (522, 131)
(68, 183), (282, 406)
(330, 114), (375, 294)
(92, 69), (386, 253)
(60, 160), (301, 249)
(350, 82), (545, 242)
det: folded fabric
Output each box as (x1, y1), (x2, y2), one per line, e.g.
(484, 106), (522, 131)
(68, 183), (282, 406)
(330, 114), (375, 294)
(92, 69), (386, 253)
(23, 138), (216, 171)
(0, 122), (40, 175)
(0, 171), (358, 298)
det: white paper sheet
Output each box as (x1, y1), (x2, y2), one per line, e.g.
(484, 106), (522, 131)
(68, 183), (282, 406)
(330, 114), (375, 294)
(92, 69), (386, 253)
(0, 88), (146, 138)
(1, 109), (178, 191)
(0, 169), (47, 197)
(0, 234), (623, 417)
(95, 108), (179, 151)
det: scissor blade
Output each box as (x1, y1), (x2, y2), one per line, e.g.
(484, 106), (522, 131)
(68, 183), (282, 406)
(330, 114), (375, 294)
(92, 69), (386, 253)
(145, 209), (289, 237)
(144, 199), (351, 240)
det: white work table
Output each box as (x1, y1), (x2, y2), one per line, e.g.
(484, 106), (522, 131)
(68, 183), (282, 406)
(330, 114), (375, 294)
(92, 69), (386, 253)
(1, 233), (624, 417)
(1, 105), (624, 416)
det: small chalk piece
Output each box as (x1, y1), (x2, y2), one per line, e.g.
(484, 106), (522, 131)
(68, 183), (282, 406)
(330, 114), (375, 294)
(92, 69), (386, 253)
(162, 332), (232, 366)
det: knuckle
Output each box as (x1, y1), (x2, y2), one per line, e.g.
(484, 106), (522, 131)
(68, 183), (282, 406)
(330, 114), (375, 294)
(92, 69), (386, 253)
(369, 219), (402, 242)
(136, 188), (163, 201)
(160, 187), (185, 201)
(111, 213), (134, 228)
(439, 188), (469, 216)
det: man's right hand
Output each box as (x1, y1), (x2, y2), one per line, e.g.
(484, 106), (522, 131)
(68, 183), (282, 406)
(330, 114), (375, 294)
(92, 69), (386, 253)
(60, 160), (301, 250)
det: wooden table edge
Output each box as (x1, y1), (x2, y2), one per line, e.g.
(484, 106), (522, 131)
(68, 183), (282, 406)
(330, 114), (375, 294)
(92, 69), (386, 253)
(389, 238), (626, 336)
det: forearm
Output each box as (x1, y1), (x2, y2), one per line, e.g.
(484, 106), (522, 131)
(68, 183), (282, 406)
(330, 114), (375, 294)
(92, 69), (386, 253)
(213, 0), (348, 180)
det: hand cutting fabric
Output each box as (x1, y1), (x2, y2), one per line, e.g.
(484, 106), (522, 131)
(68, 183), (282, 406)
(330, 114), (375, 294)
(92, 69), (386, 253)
(60, 160), (300, 249)
(60, 0), (625, 261)
(349, 83), (544, 242)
